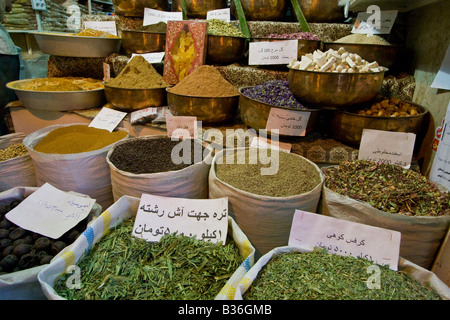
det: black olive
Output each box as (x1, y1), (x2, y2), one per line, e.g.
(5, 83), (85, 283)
(63, 229), (80, 244)
(34, 237), (51, 252)
(2, 245), (14, 257)
(13, 243), (33, 257)
(51, 241), (67, 255)
(39, 255), (53, 265)
(0, 238), (12, 251)
(0, 229), (9, 239)
(0, 219), (12, 229)
(9, 228), (28, 241)
(18, 253), (39, 269)
(0, 254), (19, 271)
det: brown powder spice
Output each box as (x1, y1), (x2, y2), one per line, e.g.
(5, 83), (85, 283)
(168, 65), (239, 97)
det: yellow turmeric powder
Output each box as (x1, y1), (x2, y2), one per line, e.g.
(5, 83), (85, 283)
(34, 125), (127, 154)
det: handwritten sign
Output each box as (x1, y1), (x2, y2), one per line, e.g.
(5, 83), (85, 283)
(250, 136), (292, 152)
(83, 20), (117, 36)
(166, 116), (198, 139)
(288, 210), (401, 270)
(352, 9), (398, 35)
(358, 129), (416, 168)
(5, 183), (95, 239)
(132, 194), (228, 244)
(206, 8), (230, 22)
(132, 52), (165, 64)
(249, 40), (298, 65)
(89, 107), (127, 132)
(430, 102), (450, 189)
(143, 8), (183, 26)
(265, 108), (310, 136)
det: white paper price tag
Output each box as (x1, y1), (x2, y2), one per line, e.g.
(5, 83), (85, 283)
(265, 108), (310, 136)
(143, 8), (183, 26)
(83, 20), (117, 36)
(352, 9), (398, 35)
(358, 129), (416, 168)
(289, 210), (401, 270)
(132, 194), (229, 244)
(206, 8), (230, 22)
(5, 183), (96, 239)
(250, 136), (291, 152)
(249, 40), (298, 65)
(166, 116), (198, 139)
(132, 52), (165, 64)
(89, 107), (127, 132)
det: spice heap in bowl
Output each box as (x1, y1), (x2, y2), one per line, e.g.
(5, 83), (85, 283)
(167, 65), (239, 123)
(104, 55), (171, 111)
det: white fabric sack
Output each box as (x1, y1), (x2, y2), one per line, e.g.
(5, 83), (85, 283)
(0, 187), (101, 300)
(23, 123), (128, 210)
(234, 246), (450, 300)
(209, 147), (324, 257)
(320, 185), (450, 270)
(107, 136), (213, 201)
(0, 133), (37, 192)
(38, 195), (256, 300)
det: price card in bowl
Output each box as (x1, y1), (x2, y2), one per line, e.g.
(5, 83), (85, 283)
(265, 108), (310, 136)
(89, 107), (127, 132)
(249, 39), (298, 65)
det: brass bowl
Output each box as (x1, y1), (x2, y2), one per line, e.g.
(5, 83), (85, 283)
(206, 35), (248, 65)
(287, 67), (386, 108)
(166, 89), (239, 124)
(328, 101), (429, 148)
(104, 84), (168, 112)
(297, 0), (345, 23)
(231, 0), (288, 21)
(238, 87), (320, 135)
(171, 0), (228, 19)
(121, 30), (166, 55)
(112, 0), (169, 16)
(251, 37), (320, 60)
(323, 42), (404, 71)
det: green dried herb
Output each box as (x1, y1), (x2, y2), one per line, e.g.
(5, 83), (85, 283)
(323, 160), (450, 217)
(244, 249), (441, 300)
(54, 219), (243, 300)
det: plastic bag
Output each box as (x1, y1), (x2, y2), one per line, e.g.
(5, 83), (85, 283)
(38, 195), (255, 300)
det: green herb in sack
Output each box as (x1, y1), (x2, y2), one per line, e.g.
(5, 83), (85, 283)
(54, 219), (243, 300)
(243, 248), (441, 300)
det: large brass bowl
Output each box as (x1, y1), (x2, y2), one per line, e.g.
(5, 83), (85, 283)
(251, 37), (320, 60)
(166, 89), (239, 124)
(121, 30), (166, 55)
(238, 87), (320, 135)
(206, 35), (248, 65)
(296, 0), (345, 23)
(231, 0), (288, 21)
(171, 0), (228, 19)
(323, 42), (404, 71)
(112, 0), (169, 16)
(328, 101), (429, 148)
(104, 84), (168, 112)
(287, 67), (386, 108)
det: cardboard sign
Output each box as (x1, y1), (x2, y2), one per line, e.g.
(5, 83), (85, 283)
(288, 210), (401, 270)
(89, 107), (127, 132)
(166, 116), (198, 139)
(249, 40), (298, 65)
(265, 108), (310, 136)
(143, 8), (183, 26)
(206, 8), (230, 22)
(132, 52), (165, 64)
(132, 194), (228, 244)
(83, 20), (117, 36)
(352, 9), (398, 35)
(5, 183), (95, 239)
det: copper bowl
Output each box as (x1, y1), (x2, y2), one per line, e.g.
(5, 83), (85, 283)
(328, 100), (429, 147)
(171, 0), (228, 19)
(104, 84), (168, 111)
(238, 87), (320, 135)
(112, 0), (169, 16)
(121, 30), (166, 55)
(296, 0), (345, 23)
(251, 37), (320, 60)
(323, 42), (404, 71)
(206, 35), (248, 65)
(231, 0), (288, 21)
(287, 67), (386, 108)
(166, 89), (239, 124)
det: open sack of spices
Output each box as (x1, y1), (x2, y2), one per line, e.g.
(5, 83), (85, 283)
(209, 147), (324, 257)
(38, 195), (256, 300)
(0, 186), (101, 300)
(23, 123), (129, 210)
(234, 246), (450, 300)
(106, 136), (213, 201)
(320, 160), (450, 270)
(0, 133), (37, 192)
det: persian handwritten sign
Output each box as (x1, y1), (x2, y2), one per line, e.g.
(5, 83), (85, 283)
(288, 210), (401, 270)
(89, 107), (127, 132)
(132, 52), (165, 64)
(83, 20), (117, 36)
(430, 102), (450, 189)
(358, 129), (415, 168)
(206, 8), (230, 22)
(166, 116), (198, 139)
(132, 194), (229, 244)
(249, 40), (298, 65)
(352, 8), (398, 35)
(265, 108), (310, 136)
(143, 8), (183, 26)
(5, 183), (96, 239)
(250, 136), (292, 152)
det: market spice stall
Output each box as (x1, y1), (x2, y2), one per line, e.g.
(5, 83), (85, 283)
(1, 0), (449, 301)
